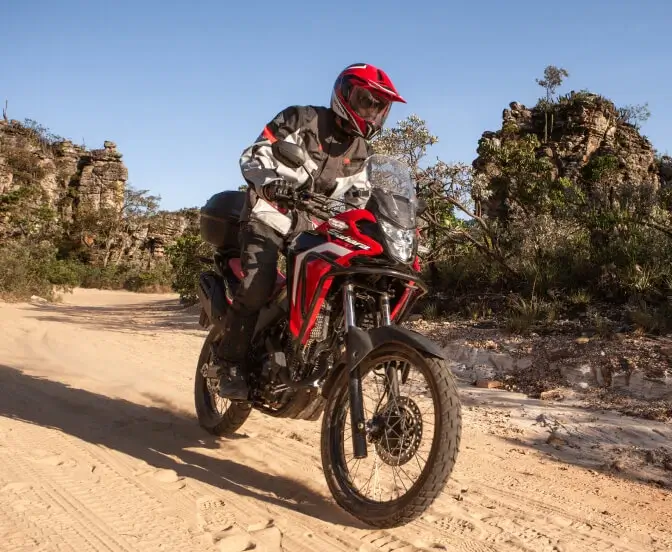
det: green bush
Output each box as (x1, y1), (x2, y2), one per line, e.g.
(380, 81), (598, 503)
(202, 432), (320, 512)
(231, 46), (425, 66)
(165, 234), (213, 304)
(0, 240), (176, 301)
(121, 263), (173, 293)
(0, 240), (81, 301)
(78, 262), (173, 293)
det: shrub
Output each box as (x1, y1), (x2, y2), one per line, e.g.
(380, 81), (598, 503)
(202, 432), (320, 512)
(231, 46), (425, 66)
(0, 240), (80, 301)
(165, 234), (213, 304)
(122, 263), (173, 293)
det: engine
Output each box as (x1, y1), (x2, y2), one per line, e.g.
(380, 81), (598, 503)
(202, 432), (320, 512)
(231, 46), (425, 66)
(253, 302), (333, 415)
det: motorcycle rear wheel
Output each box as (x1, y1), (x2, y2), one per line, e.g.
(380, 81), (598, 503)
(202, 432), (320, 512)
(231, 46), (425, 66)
(320, 344), (462, 528)
(194, 327), (251, 436)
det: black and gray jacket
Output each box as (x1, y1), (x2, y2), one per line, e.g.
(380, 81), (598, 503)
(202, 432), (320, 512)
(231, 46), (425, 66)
(239, 105), (372, 236)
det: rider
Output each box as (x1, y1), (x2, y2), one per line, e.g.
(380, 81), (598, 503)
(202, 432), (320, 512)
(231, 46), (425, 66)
(216, 63), (406, 400)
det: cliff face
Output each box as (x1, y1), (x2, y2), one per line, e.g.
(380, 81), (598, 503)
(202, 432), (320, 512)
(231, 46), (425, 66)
(0, 121), (126, 217)
(0, 119), (195, 266)
(473, 92), (662, 218)
(101, 209), (200, 267)
(659, 155), (672, 190)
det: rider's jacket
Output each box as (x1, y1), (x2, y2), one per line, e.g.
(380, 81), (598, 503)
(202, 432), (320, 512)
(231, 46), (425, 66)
(239, 105), (372, 236)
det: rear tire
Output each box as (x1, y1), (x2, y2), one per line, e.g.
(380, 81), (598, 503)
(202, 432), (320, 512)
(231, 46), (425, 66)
(320, 345), (461, 528)
(194, 327), (251, 436)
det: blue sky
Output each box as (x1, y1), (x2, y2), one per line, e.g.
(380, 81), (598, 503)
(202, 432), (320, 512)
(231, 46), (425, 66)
(4, 0), (670, 211)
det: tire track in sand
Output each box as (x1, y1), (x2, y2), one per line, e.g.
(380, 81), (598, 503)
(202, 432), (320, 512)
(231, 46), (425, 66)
(0, 417), (200, 551)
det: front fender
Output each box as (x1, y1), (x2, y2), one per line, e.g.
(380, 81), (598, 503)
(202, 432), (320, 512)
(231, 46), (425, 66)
(321, 325), (447, 398)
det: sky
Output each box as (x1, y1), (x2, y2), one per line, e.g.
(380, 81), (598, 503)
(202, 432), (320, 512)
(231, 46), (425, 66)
(3, 0), (671, 211)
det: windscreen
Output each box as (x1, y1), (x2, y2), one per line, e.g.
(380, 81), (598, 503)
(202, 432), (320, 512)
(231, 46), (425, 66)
(366, 154), (417, 228)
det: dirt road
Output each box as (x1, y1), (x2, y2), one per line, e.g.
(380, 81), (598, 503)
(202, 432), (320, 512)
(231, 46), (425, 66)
(1, 289), (670, 551)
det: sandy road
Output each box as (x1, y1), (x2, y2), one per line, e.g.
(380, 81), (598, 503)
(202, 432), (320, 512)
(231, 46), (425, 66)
(0, 288), (669, 551)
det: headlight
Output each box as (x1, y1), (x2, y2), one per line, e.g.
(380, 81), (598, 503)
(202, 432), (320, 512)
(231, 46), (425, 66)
(380, 219), (415, 262)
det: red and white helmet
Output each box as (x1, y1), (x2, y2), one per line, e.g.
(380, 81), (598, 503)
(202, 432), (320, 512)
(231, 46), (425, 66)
(331, 63), (406, 140)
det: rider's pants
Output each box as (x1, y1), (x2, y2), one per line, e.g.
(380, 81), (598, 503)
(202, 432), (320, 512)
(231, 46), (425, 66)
(215, 221), (285, 365)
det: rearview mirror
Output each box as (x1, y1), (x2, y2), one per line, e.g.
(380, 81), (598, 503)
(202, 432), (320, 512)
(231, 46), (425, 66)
(417, 198), (427, 216)
(271, 140), (307, 169)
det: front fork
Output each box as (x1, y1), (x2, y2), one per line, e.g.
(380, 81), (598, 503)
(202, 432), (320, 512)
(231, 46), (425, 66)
(344, 283), (396, 459)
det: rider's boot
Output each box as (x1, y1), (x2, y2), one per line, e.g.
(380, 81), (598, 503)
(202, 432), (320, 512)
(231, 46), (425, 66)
(215, 311), (256, 401)
(216, 360), (249, 401)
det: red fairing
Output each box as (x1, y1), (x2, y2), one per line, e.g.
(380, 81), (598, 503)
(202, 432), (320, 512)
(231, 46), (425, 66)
(288, 208), (384, 342)
(226, 207), (419, 341)
(228, 214), (420, 335)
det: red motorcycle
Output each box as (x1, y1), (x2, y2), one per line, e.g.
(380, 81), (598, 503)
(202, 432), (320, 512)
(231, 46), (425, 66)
(194, 141), (462, 528)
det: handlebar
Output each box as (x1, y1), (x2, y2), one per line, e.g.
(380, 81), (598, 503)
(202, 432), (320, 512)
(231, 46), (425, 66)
(274, 190), (337, 221)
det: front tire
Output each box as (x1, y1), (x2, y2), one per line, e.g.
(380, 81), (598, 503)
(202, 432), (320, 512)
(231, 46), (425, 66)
(320, 345), (461, 528)
(194, 327), (251, 436)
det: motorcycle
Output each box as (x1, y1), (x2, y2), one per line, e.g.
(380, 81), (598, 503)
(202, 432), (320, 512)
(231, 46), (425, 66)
(194, 140), (462, 528)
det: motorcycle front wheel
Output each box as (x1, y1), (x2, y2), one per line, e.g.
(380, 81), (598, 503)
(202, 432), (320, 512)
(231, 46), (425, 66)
(320, 344), (462, 528)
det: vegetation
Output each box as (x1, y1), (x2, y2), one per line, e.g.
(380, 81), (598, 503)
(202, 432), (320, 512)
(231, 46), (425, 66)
(618, 103), (651, 130)
(0, 120), (175, 300)
(535, 65), (570, 142)
(165, 233), (212, 304)
(369, 69), (671, 335)
(1, 66), (670, 335)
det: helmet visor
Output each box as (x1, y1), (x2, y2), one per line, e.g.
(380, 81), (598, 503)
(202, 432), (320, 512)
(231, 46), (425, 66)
(349, 86), (391, 127)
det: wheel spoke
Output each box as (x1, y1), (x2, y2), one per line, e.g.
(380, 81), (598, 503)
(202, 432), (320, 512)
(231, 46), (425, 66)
(322, 345), (462, 527)
(336, 355), (438, 504)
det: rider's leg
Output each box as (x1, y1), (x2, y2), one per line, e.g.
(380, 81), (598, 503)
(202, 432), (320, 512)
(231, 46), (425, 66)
(216, 221), (283, 400)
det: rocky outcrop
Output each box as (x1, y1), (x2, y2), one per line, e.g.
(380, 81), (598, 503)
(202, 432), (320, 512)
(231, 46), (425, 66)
(659, 155), (672, 190)
(106, 209), (200, 267)
(473, 92), (662, 217)
(0, 119), (195, 266)
(0, 121), (126, 213)
(68, 140), (127, 214)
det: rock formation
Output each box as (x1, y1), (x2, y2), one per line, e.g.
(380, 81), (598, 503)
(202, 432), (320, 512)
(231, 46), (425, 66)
(0, 121), (126, 213)
(0, 119), (197, 266)
(659, 155), (672, 189)
(473, 92), (663, 218)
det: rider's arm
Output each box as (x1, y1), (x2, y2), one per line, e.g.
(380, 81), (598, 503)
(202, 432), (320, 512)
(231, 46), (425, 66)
(337, 141), (373, 208)
(239, 106), (316, 201)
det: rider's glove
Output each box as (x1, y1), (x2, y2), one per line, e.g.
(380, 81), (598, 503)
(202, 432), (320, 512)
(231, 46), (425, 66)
(262, 180), (294, 203)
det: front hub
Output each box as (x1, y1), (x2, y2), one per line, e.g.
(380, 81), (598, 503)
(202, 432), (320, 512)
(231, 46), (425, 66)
(367, 396), (424, 467)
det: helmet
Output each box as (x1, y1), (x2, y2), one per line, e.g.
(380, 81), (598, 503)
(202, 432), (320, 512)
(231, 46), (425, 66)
(331, 63), (406, 140)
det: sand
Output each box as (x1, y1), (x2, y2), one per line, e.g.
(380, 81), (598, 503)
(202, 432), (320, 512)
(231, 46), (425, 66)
(0, 288), (670, 551)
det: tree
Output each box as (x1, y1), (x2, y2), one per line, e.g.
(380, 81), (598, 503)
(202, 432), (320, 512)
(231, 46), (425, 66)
(372, 115), (518, 284)
(617, 103), (651, 130)
(372, 114), (438, 190)
(536, 65), (569, 142)
(121, 186), (161, 221)
(536, 66), (569, 103)
(71, 185), (161, 266)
